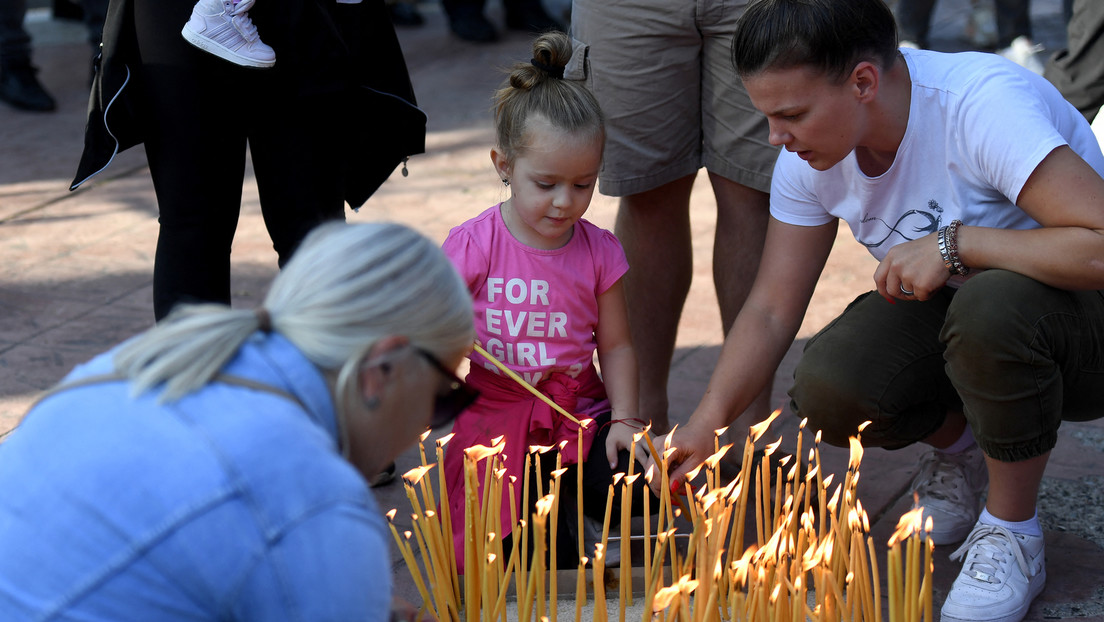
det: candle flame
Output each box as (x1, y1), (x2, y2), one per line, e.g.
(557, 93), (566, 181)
(535, 494), (555, 516)
(749, 409), (782, 442)
(663, 424), (679, 450)
(763, 438), (782, 455)
(402, 464), (435, 485)
(436, 432), (455, 447)
(848, 436), (865, 471)
(889, 506), (926, 546)
(703, 445), (731, 469)
(684, 462), (704, 482)
(464, 441), (505, 462)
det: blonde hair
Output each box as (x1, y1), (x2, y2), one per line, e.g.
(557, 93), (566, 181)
(114, 221), (474, 403)
(492, 30), (605, 165)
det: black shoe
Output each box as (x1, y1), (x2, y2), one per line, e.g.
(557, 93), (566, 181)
(0, 64), (57, 112)
(504, 4), (562, 33)
(388, 2), (424, 27)
(449, 12), (498, 43)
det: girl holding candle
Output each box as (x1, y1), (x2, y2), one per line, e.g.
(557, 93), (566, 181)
(441, 30), (654, 572)
(652, 1), (1104, 621)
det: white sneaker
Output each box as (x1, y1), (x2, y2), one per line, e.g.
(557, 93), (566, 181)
(181, 0), (276, 69)
(941, 523), (1046, 622)
(997, 36), (1046, 75)
(908, 446), (988, 545)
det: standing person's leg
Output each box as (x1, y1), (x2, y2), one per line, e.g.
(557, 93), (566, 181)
(994, 0), (1032, 47)
(571, 0), (707, 434)
(0, 0), (31, 63)
(501, 0), (560, 32)
(995, 0), (1044, 73)
(81, 0), (107, 48)
(247, 87), (347, 268)
(700, 4), (775, 430)
(134, 0), (249, 320)
(441, 0), (496, 42)
(614, 177), (696, 434)
(939, 270), (1104, 622)
(1044, 0), (1104, 123)
(81, 0), (107, 83)
(0, 0), (55, 111)
(894, 0), (939, 48)
(710, 174), (771, 423)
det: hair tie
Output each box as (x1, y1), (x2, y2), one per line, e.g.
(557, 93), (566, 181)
(254, 307), (273, 334)
(530, 58), (564, 79)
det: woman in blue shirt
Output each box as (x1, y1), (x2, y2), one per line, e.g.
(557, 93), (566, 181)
(0, 221), (475, 621)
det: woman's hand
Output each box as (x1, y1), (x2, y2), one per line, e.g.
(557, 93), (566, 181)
(641, 418), (717, 496)
(873, 231), (951, 301)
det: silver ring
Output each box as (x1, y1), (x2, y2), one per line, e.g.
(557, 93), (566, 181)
(899, 284), (914, 296)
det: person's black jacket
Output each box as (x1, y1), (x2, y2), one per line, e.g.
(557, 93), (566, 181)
(70, 0), (427, 210)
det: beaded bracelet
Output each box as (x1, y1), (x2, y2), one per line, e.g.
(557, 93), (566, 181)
(937, 219), (970, 276)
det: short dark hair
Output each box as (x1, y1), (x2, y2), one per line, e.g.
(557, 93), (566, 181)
(732, 0), (899, 84)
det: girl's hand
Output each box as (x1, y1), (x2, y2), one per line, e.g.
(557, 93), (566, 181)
(390, 597), (436, 622)
(873, 232), (951, 301)
(604, 418), (641, 469)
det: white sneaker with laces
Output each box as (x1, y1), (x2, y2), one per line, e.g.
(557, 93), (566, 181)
(997, 36), (1046, 75)
(908, 446), (988, 545)
(941, 523), (1046, 622)
(182, 0), (276, 69)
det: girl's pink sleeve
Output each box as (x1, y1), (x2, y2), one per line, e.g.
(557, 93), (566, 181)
(442, 227), (487, 294)
(594, 228), (629, 295)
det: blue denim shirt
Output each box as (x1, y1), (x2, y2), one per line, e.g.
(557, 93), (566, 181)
(0, 334), (392, 621)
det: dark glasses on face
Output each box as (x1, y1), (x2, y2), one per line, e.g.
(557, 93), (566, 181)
(416, 348), (479, 429)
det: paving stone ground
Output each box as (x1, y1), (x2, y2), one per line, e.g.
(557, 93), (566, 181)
(2, 0), (1101, 619)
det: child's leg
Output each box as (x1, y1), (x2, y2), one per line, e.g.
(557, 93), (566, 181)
(181, 0), (275, 68)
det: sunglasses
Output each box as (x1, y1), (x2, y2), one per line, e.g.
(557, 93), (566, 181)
(416, 348), (480, 429)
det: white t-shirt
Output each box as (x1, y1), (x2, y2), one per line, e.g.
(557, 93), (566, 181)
(771, 48), (1104, 281)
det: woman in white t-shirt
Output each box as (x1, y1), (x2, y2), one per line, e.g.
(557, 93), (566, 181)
(650, 2), (1104, 621)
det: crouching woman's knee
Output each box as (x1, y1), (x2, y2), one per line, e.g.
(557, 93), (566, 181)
(941, 270), (1054, 386)
(789, 339), (887, 449)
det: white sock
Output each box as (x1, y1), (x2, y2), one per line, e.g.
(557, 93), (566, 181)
(942, 425), (976, 455)
(979, 507), (1043, 537)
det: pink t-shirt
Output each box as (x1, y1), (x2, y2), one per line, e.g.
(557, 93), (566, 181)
(443, 204), (629, 386)
(442, 205), (629, 570)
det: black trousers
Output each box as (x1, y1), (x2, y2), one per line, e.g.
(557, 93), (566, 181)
(505, 412), (657, 569)
(133, 0), (348, 320)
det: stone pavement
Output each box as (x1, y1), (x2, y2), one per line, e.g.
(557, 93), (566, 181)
(1, 0), (1102, 619)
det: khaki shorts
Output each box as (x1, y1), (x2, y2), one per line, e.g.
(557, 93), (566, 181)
(570, 0), (777, 197)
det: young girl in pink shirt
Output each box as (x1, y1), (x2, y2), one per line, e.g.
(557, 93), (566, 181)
(442, 30), (649, 571)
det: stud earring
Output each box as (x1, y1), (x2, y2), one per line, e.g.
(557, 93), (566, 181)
(502, 178), (510, 187)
